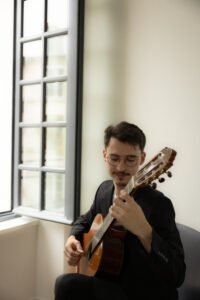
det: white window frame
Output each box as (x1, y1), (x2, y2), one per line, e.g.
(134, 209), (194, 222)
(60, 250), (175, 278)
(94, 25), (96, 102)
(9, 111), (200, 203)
(11, 0), (84, 224)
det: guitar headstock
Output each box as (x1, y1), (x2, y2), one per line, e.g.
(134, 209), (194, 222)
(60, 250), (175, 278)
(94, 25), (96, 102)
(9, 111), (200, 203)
(134, 147), (177, 189)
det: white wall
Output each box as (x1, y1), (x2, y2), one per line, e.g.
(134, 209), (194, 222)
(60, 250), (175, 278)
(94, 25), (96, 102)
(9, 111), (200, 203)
(0, 218), (71, 300)
(34, 220), (70, 300)
(81, 0), (125, 214)
(0, 219), (38, 300)
(81, 0), (126, 213)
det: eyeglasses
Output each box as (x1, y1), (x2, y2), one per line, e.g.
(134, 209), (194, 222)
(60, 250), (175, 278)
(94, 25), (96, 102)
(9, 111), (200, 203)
(106, 154), (139, 167)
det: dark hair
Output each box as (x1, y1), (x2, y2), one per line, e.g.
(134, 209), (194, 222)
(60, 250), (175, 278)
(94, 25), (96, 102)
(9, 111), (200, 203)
(104, 121), (146, 150)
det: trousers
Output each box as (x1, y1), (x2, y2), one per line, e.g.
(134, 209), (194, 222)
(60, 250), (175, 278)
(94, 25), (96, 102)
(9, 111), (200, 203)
(54, 273), (128, 300)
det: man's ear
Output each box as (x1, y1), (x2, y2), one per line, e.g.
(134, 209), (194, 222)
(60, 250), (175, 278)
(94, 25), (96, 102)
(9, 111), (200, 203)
(102, 148), (107, 160)
(140, 151), (146, 165)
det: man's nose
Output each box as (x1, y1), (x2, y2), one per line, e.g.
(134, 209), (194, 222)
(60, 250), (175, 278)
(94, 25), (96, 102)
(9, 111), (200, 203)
(116, 159), (126, 170)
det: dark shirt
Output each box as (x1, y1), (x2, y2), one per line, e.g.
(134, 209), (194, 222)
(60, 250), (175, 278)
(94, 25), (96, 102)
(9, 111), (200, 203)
(70, 180), (186, 300)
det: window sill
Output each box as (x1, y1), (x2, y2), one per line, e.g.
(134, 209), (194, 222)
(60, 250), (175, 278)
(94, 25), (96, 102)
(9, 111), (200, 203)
(13, 206), (73, 225)
(0, 216), (39, 235)
(0, 212), (17, 222)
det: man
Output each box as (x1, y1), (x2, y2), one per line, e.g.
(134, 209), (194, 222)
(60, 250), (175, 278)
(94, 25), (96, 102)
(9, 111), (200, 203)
(55, 121), (186, 300)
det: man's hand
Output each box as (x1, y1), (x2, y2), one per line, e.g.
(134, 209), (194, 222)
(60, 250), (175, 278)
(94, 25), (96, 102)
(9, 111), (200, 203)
(109, 190), (152, 252)
(64, 235), (84, 266)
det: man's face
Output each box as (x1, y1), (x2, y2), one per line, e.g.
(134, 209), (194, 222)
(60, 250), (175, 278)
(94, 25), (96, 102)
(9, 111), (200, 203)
(103, 137), (145, 191)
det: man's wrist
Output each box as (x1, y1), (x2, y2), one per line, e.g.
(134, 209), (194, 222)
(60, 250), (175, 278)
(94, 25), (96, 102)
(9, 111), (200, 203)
(138, 223), (153, 253)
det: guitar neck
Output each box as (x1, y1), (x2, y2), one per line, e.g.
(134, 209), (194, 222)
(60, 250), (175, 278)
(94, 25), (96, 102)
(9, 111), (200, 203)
(89, 213), (114, 255)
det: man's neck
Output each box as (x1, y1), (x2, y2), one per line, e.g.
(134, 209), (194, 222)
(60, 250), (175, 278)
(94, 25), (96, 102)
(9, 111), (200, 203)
(114, 176), (135, 197)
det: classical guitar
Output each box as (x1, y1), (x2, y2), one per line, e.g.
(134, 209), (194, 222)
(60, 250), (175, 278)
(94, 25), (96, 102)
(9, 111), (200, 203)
(77, 147), (177, 278)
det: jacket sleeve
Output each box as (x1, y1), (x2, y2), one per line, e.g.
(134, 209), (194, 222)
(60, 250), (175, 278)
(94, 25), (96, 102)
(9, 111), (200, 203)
(69, 197), (97, 242)
(69, 181), (111, 242)
(145, 196), (186, 288)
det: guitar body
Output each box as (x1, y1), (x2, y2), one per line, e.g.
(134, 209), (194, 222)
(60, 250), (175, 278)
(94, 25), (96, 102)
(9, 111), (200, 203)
(77, 214), (126, 278)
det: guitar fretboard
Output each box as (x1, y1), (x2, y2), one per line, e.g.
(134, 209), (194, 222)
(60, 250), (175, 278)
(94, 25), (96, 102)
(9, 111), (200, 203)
(89, 213), (114, 254)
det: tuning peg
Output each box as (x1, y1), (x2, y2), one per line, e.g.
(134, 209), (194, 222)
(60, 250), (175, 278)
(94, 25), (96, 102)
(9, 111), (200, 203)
(158, 177), (165, 183)
(166, 171), (172, 177)
(151, 182), (157, 189)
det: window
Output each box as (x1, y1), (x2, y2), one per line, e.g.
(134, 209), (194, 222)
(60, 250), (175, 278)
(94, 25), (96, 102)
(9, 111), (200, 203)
(12, 0), (84, 224)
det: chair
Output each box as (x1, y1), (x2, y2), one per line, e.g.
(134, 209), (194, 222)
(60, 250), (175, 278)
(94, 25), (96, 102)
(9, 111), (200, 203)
(177, 223), (200, 300)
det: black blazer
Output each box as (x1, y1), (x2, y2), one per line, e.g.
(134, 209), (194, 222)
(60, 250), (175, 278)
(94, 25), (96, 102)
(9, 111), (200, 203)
(70, 180), (186, 300)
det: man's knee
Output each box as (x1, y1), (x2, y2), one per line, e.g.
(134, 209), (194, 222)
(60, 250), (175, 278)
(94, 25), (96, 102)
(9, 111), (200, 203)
(55, 273), (77, 294)
(55, 273), (93, 300)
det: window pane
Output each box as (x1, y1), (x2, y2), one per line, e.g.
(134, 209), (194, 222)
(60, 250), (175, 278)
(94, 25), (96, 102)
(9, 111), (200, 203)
(46, 81), (67, 122)
(23, 0), (44, 37)
(20, 170), (40, 208)
(45, 127), (65, 168)
(22, 41), (42, 80)
(46, 35), (67, 77)
(21, 128), (41, 166)
(47, 0), (69, 31)
(45, 172), (64, 213)
(22, 85), (41, 122)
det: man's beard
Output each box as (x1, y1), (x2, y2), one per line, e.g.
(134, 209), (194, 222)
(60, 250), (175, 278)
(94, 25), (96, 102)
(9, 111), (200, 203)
(113, 172), (130, 187)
